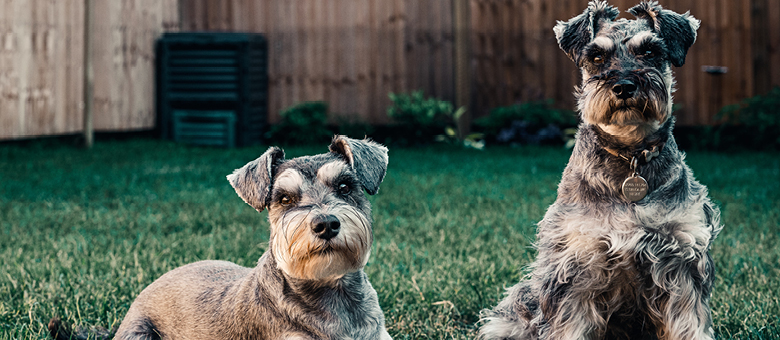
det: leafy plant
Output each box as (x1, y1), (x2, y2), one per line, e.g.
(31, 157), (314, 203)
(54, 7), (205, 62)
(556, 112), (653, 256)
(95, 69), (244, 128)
(387, 91), (453, 128)
(387, 91), (455, 145)
(387, 91), (484, 149)
(716, 87), (780, 150)
(474, 100), (578, 146)
(434, 107), (485, 150)
(267, 101), (333, 145)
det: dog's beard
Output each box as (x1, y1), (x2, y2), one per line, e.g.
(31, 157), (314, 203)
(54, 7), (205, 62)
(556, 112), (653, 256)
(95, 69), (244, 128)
(577, 69), (672, 131)
(270, 205), (372, 280)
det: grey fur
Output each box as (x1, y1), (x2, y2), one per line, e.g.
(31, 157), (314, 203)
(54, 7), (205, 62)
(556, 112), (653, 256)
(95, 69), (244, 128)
(480, 2), (721, 340)
(627, 2), (700, 67)
(52, 136), (392, 340)
(553, 1), (620, 64)
(228, 146), (285, 212)
(329, 135), (389, 195)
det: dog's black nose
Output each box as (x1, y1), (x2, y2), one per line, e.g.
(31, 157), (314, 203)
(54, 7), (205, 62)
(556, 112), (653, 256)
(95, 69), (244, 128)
(612, 80), (637, 99)
(312, 215), (340, 240)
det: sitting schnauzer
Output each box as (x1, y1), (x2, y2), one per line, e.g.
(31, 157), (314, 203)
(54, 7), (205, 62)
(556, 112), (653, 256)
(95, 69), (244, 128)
(50, 136), (392, 340)
(480, 2), (722, 339)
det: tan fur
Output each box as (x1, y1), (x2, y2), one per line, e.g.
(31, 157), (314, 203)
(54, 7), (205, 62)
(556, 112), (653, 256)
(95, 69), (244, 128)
(52, 137), (392, 340)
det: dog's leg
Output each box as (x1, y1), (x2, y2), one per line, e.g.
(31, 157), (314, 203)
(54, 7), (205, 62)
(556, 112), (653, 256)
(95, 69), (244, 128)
(639, 234), (716, 340)
(656, 265), (714, 340)
(541, 287), (604, 340)
(533, 259), (614, 340)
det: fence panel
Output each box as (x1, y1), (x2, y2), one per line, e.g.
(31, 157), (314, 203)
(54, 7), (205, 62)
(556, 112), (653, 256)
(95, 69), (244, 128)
(3, 0), (780, 140)
(92, 0), (180, 131)
(0, 0), (178, 140)
(0, 0), (84, 139)
(180, 0), (454, 124)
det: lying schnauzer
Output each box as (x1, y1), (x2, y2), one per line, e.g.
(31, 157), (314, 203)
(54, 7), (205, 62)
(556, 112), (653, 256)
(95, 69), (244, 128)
(480, 2), (722, 339)
(50, 136), (392, 340)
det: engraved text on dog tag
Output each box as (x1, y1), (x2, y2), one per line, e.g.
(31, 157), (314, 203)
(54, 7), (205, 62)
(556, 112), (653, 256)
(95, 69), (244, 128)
(622, 174), (648, 202)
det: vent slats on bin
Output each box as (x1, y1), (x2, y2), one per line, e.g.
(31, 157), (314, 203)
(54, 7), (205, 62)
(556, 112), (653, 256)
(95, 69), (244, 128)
(157, 33), (268, 147)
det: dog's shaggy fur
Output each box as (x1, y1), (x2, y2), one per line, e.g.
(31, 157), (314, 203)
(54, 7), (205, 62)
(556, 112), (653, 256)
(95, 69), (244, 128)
(50, 136), (392, 340)
(479, 2), (722, 339)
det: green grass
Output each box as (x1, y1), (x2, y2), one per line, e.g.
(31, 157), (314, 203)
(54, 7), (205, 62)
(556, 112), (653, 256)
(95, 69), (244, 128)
(1, 139), (778, 339)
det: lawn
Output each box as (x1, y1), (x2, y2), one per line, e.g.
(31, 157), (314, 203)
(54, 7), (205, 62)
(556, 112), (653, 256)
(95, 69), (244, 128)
(0, 139), (778, 339)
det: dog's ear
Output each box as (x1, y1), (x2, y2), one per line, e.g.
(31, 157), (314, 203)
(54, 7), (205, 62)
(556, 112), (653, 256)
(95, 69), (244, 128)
(628, 2), (700, 67)
(227, 147), (286, 211)
(329, 135), (388, 195)
(554, 1), (620, 64)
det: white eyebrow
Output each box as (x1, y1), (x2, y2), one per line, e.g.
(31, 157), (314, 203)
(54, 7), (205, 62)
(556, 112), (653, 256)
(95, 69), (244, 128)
(275, 169), (307, 193)
(316, 161), (348, 185)
(592, 36), (614, 51)
(626, 31), (654, 49)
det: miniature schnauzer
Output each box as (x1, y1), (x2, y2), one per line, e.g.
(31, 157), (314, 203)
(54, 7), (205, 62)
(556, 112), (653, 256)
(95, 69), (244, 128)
(480, 2), (722, 339)
(50, 136), (392, 340)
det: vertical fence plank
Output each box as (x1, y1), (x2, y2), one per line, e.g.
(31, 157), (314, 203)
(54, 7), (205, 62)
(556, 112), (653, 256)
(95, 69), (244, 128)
(751, 0), (770, 95)
(453, 0), (471, 135)
(322, 0), (335, 121)
(371, 0), (382, 123)
(353, 0), (370, 122)
(391, 0), (406, 103)
(0, 0), (21, 137)
(403, 0), (419, 94)
(65, 0), (86, 135)
(768, 0), (780, 88)
(672, 0), (697, 125)
(310, 0), (324, 105)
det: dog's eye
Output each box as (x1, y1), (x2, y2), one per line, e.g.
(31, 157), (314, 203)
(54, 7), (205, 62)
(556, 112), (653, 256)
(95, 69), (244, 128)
(280, 195), (292, 206)
(593, 55), (605, 64)
(337, 183), (351, 196)
(643, 50), (654, 57)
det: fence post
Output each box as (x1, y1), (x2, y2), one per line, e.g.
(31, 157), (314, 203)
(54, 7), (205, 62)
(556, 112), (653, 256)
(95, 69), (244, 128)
(453, 0), (471, 138)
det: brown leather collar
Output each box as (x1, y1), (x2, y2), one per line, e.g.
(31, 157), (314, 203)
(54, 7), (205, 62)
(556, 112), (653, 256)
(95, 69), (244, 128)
(594, 118), (672, 166)
(603, 142), (665, 165)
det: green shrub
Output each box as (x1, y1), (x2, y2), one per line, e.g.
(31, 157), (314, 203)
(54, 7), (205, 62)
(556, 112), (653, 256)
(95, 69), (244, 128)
(267, 101), (333, 145)
(386, 91), (455, 145)
(717, 87), (780, 150)
(386, 91), (483, 148)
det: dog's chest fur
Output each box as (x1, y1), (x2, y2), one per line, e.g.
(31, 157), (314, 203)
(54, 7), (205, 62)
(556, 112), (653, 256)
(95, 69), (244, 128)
(115, 254), (388, 340)
(534, 123), (716, 303)
(246, 253), (388, 340)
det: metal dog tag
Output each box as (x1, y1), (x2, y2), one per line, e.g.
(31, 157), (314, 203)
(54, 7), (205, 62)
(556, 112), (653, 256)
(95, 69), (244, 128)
(622, 173), (648, 202)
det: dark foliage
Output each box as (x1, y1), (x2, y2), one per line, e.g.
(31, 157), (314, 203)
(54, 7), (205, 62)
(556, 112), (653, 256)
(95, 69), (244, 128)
(474, 100), (578, 145)
(386, 91), (457, 146)
(266, 101), (334, 145)
(715, 87), (780, 150)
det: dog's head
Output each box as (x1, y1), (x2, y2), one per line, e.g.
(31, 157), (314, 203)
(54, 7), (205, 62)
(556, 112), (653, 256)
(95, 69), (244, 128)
(227, 135), (388, 281)
(554, 1), (699, 140)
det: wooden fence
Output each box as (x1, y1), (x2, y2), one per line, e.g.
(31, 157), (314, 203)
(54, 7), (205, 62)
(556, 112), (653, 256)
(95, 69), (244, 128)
(470, 0), (780, 126)
(0, 0), (178, 140)
(2, 0), (779, 139)
(181, 0), (780, 127)
(179, 0), (455, 125)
